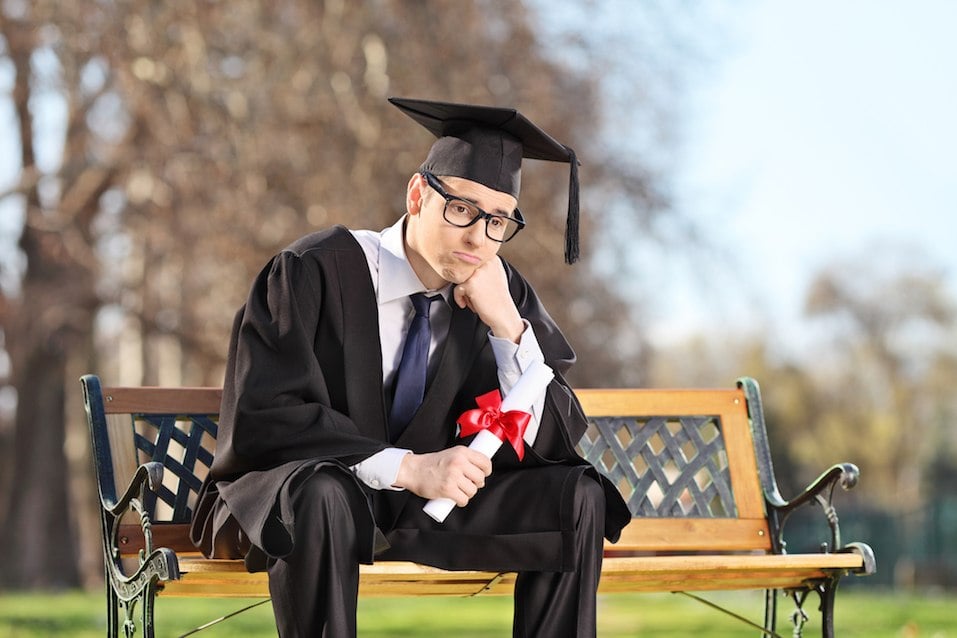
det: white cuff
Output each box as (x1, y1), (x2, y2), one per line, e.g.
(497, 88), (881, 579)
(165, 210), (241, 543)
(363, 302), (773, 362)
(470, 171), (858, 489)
(351, 447), (411, 491)
(488, 320), (549, 446)
(488, 319), (546, 380)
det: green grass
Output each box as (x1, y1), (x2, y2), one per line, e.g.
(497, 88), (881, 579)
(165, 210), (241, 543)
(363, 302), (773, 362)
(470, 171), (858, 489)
(0, 588), (954, 636)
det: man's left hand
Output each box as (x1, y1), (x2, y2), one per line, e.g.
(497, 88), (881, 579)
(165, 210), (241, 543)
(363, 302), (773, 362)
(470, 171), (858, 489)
(453, 259), (524, 343)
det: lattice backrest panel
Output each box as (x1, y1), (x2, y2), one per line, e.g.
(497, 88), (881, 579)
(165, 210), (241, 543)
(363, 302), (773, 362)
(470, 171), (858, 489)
(578, 414), (734, 517)
(131, 413), (218, 524)
(94, 384), (223, 524)
(573, 387), (768, 527)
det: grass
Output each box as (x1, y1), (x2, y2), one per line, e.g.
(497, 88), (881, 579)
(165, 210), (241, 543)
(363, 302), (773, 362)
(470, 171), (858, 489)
(0, 588), (954, 637)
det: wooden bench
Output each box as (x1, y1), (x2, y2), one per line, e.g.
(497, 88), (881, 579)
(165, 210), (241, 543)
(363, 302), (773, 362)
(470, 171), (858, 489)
(81, 374), (875, 637)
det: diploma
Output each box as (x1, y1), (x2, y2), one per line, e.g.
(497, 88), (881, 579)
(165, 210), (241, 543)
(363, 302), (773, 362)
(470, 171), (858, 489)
(423, 360), (554, 523)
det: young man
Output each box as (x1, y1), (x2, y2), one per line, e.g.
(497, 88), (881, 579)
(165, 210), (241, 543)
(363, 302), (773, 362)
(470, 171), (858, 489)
(191, 97), (631, 637)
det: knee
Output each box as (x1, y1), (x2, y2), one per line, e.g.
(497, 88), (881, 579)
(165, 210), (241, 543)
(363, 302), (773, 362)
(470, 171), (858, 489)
(292, 469), (361, 526)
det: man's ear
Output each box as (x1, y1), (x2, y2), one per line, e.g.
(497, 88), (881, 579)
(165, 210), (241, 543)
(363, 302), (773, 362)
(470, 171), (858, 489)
(407, 173), (426, 216)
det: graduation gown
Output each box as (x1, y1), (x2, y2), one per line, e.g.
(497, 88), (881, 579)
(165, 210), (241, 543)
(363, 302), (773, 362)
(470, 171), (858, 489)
(190, 225), (630, 573)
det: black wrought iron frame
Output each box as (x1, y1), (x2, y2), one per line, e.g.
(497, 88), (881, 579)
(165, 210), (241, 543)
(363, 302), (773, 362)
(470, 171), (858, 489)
(738, 377), (877, 637)
(81, 374), (211, 638)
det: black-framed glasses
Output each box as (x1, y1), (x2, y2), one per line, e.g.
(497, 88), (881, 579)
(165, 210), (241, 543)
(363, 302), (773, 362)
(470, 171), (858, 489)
(421, 171), (525, 243)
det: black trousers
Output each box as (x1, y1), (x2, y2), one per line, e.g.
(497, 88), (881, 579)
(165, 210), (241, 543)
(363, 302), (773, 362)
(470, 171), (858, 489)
(267, 469), (606, 637)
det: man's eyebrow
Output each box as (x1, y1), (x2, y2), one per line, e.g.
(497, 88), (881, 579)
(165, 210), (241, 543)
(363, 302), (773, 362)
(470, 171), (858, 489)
(443, 182), (514, 218)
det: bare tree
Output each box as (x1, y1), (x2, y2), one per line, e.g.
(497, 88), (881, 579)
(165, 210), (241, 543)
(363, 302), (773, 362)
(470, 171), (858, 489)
(646, 244), (957, 511)
(0, 1), (113, 587)
(0, 0), (690, 588)
(804, 246), (956, 508)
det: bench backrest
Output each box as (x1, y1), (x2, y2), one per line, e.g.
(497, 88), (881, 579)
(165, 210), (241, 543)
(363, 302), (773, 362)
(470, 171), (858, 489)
(576, 387), (773, 553)
(81, 375), (777, 555)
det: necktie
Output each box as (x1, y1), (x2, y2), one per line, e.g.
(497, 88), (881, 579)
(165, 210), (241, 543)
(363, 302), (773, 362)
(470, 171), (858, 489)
(389, 293), (440, 441)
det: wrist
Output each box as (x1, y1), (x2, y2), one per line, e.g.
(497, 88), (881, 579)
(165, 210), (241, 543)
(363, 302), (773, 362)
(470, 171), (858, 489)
(394, 452), (418, 490)
(490, 314), (525, 344)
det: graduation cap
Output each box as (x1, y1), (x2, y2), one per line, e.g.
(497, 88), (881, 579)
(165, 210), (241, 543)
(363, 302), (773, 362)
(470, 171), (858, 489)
(389, 97), (581, 264)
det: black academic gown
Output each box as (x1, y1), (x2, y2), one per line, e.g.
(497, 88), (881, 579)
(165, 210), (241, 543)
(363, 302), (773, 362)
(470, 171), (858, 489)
(190, 225), (630, 573)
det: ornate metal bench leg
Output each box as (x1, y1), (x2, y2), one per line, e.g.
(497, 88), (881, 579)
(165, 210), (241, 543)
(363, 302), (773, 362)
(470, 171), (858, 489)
(106, 577), (120, 638)
(818, 579), (838, 638)
(764, 588), (778, 636)
(112, 588), (157, 638)
(123, 599), (137, 638)
(111, 581), (160, 638)
(789, 590), (810, 637)
(788, 580), (839, 638)
(138, 583), (159, 638)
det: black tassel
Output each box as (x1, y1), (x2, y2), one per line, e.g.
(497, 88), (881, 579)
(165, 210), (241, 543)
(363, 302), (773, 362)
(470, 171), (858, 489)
(564, 146), (580, 264)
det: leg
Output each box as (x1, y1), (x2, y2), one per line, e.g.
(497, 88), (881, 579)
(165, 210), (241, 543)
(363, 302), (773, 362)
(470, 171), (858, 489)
(512, 475), (605, 638)
(819, 579), (838, 638)
(763, 588), (777, 636)
(267, 469), (365, 638)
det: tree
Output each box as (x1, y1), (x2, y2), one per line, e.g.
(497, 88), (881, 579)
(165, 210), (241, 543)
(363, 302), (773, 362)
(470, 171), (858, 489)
(0, 1), (117, 588)
(803, 246), (956, 509)
(0, 0), (692, 588)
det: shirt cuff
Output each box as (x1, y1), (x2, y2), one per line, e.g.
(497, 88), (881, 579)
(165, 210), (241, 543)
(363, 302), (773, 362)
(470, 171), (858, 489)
(351, 447), (411, 491)
(488, 319), (546, 381)
(488, 319), (549, 446)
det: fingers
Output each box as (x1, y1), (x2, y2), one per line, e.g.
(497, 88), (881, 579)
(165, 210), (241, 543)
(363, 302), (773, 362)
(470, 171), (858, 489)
(442, 447), (491, 484)
(453, 259), (503, 312)
(451, 450), (492, 507)
(454, 262), (523, 340)
(435, 447), (492, 506)
(395, 447), (496, 506)
(451, 478), (478, 507)
(452, 284), (471, 310)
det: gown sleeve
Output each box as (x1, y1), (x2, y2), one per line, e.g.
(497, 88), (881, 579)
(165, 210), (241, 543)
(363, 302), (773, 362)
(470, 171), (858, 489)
(211, 248), (388, 479)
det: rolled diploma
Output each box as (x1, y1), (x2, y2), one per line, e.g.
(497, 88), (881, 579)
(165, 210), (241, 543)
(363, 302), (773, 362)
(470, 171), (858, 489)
(422, 360), (554, 523)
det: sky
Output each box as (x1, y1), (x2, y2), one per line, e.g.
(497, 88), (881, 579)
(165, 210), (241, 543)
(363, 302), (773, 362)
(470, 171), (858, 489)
(2, 1), (956, 355)
(648, 0), (957, 351)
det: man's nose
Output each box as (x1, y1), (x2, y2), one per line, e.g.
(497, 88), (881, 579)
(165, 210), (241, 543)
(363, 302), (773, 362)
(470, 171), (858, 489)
(463, 219), (487, 246)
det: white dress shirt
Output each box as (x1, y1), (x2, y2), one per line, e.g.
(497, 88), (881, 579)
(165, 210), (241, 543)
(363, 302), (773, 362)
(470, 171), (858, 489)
(348, 217), (550, 490)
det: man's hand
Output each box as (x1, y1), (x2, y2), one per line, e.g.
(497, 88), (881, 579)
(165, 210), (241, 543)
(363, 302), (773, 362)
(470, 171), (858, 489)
(394, 446), (493, 506)
(453, 258), (524, 343)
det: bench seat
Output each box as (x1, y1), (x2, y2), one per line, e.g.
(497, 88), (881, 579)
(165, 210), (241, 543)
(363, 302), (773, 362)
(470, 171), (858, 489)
(159, 551), (867, 599)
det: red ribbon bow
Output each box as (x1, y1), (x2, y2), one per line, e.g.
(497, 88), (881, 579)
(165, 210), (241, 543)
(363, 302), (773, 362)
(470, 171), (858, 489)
(457, 389), (531, 461)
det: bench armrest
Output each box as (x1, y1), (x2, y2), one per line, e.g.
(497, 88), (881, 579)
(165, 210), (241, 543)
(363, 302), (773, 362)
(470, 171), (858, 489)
(765, 462), (860, 555)
(105, 461), (165, 518)
(101, 461), (180, 597)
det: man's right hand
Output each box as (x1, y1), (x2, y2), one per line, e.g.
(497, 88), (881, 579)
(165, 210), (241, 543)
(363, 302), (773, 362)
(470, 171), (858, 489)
(393, 446), (493, 506)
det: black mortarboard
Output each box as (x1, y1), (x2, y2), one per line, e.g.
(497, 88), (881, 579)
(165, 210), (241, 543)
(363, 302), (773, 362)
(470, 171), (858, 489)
(389, 97), (581, 264)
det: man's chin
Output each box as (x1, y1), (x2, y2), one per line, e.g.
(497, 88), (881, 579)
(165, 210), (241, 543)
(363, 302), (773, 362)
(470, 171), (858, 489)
(441, 265), (477, 285)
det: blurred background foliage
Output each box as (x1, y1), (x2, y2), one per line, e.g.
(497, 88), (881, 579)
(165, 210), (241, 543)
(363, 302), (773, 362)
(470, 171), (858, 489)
(0, 0), (955, 592)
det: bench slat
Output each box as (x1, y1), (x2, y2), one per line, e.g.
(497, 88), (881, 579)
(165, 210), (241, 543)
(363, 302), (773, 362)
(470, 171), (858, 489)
(160, 552), (866, 598)
(720, 402), (767, 520)
(121, 516), (773, 558)
(105, 413), (138, 508)
(119, 524), (196, 554)
(598, 553), (866, 594)
(613, 518), (770, 552)
(101, 386), (222, 415)
(575, 388), (745, 418)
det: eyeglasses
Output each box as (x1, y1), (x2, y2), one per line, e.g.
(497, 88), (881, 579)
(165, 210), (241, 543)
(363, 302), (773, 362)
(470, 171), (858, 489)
(421, 171), (525, 243)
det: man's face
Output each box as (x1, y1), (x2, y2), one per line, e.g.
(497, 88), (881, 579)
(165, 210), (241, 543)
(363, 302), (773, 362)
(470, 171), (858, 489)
(404, 173), (518, 289)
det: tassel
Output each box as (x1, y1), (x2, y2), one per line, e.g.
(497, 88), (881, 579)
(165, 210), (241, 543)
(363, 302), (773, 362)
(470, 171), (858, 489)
(564, 146), (580, 264)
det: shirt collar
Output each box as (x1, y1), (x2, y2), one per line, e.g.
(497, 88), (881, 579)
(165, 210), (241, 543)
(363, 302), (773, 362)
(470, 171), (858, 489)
(378, 216), (451, 304)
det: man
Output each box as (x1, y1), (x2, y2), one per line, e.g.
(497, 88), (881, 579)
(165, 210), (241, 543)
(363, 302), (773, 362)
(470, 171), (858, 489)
(191, 97), (631, 637)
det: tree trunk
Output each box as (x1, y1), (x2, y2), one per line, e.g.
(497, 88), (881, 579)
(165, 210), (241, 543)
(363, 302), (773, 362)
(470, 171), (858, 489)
(0, 330), (80, 588)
